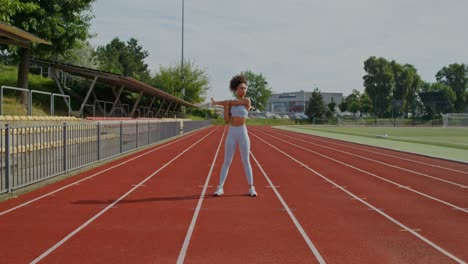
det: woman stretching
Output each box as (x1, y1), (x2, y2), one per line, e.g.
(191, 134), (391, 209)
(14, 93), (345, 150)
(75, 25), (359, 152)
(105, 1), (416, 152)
(211, 75), (257, 197)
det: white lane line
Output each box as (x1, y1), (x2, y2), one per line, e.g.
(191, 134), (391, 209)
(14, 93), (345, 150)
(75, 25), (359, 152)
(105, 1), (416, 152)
(0, 127), (210, 217)
(177, 127), (226, 264)
(351, 197), (367, 200)
(400, 229), (421, 232)
(99, 205), (118, 209)
(263, 128), (467, 188)
(452, 208), (468, 211)
(251, 152), (326, 264)
(29, 127), (218, 264)
(251, 129), (468, 213)
(251, 131), (467, 264)
(272, 127), (468, 175)
(280, 208), (297, 211)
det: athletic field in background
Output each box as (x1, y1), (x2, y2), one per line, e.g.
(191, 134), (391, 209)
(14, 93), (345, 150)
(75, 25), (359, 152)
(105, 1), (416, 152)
(276, 126), (468, 163)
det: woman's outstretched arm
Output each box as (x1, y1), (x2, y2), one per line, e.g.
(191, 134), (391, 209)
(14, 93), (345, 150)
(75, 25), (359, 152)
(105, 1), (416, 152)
(211, 98), (251, 110)
(228, 98), (251, 110)
(211, 98), (229, 107)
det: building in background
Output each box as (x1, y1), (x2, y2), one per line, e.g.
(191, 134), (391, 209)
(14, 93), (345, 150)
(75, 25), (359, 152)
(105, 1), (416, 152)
(266, 91), (343, 114)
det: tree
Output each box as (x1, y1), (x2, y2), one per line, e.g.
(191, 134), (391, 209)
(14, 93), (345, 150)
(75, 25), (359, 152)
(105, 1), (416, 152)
(363, 57), (394, 118)
(325, 98), (336, 118)
(436, 63), (468, 112)
(152, 60), (210, 104)
(124, 38), (151, 82)
(239, 70), (272, 111)
(338, 99), (348, 113)
(327, 98), (336, 113)
(391, 62), (423, 117)
(53, 41), (99, 69)
(0, 1), (39, 24)
(0, 0), (95, 89)
(404, 65), (423, 115)
(360, 92), (373, 114)
(95, 38), (151, 82)
(391, 62), (408, 109)
(344, 90), (361, 115)
(340, 90), (372, 116)
(305, 88), (327, 120)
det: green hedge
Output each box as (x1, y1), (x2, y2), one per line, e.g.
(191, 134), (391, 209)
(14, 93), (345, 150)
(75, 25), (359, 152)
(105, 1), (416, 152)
(187, 108), (218, 119)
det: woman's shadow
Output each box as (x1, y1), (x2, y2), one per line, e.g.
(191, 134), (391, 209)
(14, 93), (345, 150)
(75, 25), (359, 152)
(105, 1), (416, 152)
(71, 193), (250, 205)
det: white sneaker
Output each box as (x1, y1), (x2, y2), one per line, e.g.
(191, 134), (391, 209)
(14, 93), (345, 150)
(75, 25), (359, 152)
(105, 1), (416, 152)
(214, 186), (224, 196)
(249, 186), (257, 197)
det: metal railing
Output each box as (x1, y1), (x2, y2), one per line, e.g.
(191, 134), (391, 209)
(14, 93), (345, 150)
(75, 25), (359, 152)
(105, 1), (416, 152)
(183, 120), (212, 133)
(0, 120), (211, 193)
(1, 85), (71, 116)
(0, 86), (31, 115)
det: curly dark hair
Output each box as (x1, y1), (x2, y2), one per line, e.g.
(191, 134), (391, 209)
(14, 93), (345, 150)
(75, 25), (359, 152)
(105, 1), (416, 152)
(229, 75), (248, 93)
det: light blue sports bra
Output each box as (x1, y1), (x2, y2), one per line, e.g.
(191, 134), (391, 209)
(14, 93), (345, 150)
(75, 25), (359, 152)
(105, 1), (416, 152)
(230, 105), (248, 118)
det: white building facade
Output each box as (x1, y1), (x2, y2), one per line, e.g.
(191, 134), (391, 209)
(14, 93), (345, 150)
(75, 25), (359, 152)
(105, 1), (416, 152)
(266, 91), (343, 114)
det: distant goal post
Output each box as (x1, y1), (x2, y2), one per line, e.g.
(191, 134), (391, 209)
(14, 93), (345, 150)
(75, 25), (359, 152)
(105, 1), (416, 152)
(442, 113), (468, 127)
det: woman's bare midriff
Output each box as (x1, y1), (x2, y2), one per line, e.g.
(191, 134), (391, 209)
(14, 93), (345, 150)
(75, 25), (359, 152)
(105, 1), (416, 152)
(230, 116), (246, 126)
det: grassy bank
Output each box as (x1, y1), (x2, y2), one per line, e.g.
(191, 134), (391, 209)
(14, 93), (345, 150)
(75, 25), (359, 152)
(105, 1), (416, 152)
(0, 64), (56, 115)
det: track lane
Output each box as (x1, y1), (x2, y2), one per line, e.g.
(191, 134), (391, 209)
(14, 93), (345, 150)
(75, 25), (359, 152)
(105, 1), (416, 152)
(252, 127), (468, 210)
(31, 127), (224, 264)
(1, 124), (466, 263)
(273, 126), (468, 181)
(182, 131), (323, 263)
(269, 127), (468, 187)
(251, 127), (468, 263)
(0, 126), (210, 216)
(31, 126), (221, 263)
(0, 127), (217, 263)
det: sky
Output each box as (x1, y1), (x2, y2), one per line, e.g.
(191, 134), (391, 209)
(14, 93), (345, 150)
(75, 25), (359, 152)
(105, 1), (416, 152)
(89, 0), (468, 101)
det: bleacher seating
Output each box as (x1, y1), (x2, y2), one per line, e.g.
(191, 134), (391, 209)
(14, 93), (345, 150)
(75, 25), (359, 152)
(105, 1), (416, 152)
(0, 115), (81, 122)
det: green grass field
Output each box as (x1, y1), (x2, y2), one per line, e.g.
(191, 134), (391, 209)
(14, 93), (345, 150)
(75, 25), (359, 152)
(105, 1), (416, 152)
(211, 117), (295, 126)
(290, 126), (468, 150)
(276, 125), (468, 162)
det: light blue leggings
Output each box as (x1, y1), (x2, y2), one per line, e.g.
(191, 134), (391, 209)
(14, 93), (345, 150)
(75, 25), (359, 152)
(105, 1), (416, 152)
(218, 125), (253, 186)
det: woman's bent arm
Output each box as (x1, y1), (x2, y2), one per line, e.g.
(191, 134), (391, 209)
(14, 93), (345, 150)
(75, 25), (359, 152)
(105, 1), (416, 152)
(223, 105), (231, 124)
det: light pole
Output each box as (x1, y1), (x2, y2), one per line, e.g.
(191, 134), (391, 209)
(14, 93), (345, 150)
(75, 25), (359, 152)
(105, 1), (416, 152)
(181, 0), (185, 116)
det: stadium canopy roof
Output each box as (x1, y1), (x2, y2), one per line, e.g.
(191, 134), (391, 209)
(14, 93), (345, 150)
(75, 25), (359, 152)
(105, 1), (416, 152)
(0, 22), (51, 48)
(31, 58), (197, 109)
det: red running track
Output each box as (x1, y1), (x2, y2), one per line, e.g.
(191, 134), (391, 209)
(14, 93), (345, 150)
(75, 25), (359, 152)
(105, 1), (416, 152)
(0, 125), (466, 263)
